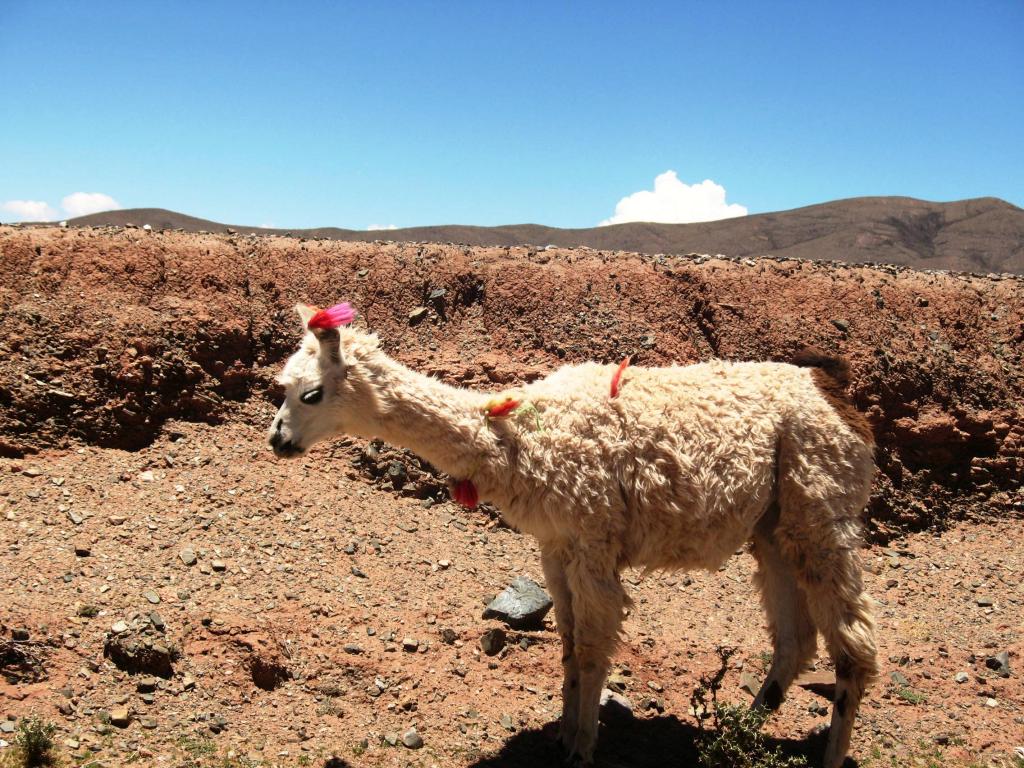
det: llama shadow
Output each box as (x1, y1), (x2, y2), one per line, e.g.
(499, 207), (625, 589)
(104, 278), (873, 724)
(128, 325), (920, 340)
(466, 716), (850, 768)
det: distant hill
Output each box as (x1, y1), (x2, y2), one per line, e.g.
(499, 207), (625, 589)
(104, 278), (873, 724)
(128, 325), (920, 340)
(60, 196), (1024, 274)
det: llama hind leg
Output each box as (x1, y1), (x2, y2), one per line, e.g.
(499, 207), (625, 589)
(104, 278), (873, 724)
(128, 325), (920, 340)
(750, 520), (817, 712)
(797, 544), (878, 768)
(541, 548), (580, 751)
(565, 554), (627, 765)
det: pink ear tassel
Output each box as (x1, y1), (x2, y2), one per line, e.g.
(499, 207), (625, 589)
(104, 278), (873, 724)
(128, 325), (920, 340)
(307, 302), (357, 330)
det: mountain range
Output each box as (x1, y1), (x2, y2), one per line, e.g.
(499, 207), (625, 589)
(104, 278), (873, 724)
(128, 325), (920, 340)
(61, 195), (1024, 274)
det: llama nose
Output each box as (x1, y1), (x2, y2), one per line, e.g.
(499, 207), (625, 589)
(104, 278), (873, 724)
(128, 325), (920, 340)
(269, 422), (283, 448)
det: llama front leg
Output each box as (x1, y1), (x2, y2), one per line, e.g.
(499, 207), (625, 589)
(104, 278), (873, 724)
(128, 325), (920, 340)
(566, 555), (626, 765)
(541, 547), (580, 751)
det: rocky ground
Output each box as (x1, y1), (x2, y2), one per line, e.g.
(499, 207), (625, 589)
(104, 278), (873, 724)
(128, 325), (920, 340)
(1, 226), (1022, 767)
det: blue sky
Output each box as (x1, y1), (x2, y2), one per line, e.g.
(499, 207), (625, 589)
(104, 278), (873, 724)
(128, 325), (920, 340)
(1, 1), (1021, 228)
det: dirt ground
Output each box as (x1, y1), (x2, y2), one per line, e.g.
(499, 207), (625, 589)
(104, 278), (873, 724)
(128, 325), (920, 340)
(1, 411), (1021, 768)
(1, 226), (1022, 767)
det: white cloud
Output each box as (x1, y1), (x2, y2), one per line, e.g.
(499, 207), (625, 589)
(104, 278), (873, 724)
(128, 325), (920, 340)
(0, 199), (59, 222)
(367, 223), (398, 231)
(61, 192), (121, 218)
(600, 170), (747, 226)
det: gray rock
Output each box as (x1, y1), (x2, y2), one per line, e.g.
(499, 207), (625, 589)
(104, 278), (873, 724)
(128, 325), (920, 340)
(954, 671), (969, 683)
(599, 688), (633, 723)
(890, 670), (910, 687)
(383, 732), (399, 746)
(11, 628), (29, 641)
(499, 713), (515, 731)
(482, 576), (553, 630)
(179, 548), (197, 566)
(387, 461), (408, 490)
(739, 670), (761, 697)
(402, 728), (424, 749)
(142, 590), (160, 605)
(408, 307), (428, 323)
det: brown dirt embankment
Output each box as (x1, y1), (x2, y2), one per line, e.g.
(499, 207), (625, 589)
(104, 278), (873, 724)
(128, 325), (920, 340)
(1, 225), (1021, 537)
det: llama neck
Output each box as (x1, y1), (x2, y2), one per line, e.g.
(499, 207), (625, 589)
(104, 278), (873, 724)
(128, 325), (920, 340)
(355, 351), (494, 478)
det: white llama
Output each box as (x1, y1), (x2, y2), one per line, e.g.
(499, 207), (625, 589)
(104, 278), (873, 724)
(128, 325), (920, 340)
(268, 303), (878, 768)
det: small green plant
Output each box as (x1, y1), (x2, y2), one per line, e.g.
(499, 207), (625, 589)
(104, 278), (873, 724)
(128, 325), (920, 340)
(12, 716), (58, 767)
(895, 685), (927, 705)
(690, 647), (806, 768)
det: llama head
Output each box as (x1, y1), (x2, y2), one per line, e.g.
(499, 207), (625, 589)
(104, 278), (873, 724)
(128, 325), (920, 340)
(268, 302), (368, 458)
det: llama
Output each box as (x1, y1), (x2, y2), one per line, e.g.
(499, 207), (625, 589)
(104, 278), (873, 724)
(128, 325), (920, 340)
(268, 303), (878, 768)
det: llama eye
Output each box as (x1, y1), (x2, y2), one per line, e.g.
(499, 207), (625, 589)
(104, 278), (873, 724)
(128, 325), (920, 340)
(300, 387), (323, 405)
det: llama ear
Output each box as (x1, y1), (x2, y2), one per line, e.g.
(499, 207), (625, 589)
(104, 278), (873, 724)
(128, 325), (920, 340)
(295, 303), (317, 330)
(314, 327), (343, 365)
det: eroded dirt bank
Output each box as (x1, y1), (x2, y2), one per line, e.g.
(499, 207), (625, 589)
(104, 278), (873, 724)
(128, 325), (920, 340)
(1, 226), (1021, 537)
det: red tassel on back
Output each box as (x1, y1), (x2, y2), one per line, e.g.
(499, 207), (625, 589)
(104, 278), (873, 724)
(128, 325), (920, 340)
(485, 397), (521, 419)
(610, 356), (631, 398)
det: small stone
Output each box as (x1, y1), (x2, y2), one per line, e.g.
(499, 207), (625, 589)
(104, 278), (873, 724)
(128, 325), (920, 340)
(111, 620), (129, 635)
(343, 643), (363, 655)
(351, 566), (367, 578)
(479, 628), (506, 656)
(211, 560), (227, 572)
(11, 628), (30, 641)
(976, 597), (994, 607)
(383, 732), (399, 746)
(890, 670), (910, 687)
(401, 728), (423, 749)
(408, 306), (428, 323)
(739, 670), (761, 697)
(0, 720), (15, 733)
(599, 688), (633, 723)
(954, 672), (969, 683)
(137, 677), (159, 693)
(499, 713), (515, 731)
(109, 707), (131, 727)
(437, 559), (451, 569)
(179, 548), (197, 566)
(74, 540), (91, 557)
(831, 318), (850, 333)
(402, 637), (419, 652)
(985, 651), (1010, 677)
(108, 515), (128, 526)
(149, 612), (165, 631)
(138, 470), (155, 482)
(67, 510), (84, 525)
(984, 697), (998, 708)
(141, 718), (157, 729)
(182, 675), (196, 691)
(142, 590), (160, 605)
(440, 628), (458, 645)
(796, 670), (837, 698)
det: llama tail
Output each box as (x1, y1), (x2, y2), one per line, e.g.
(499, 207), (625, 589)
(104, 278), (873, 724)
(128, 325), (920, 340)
(791, 346), (851, 387)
